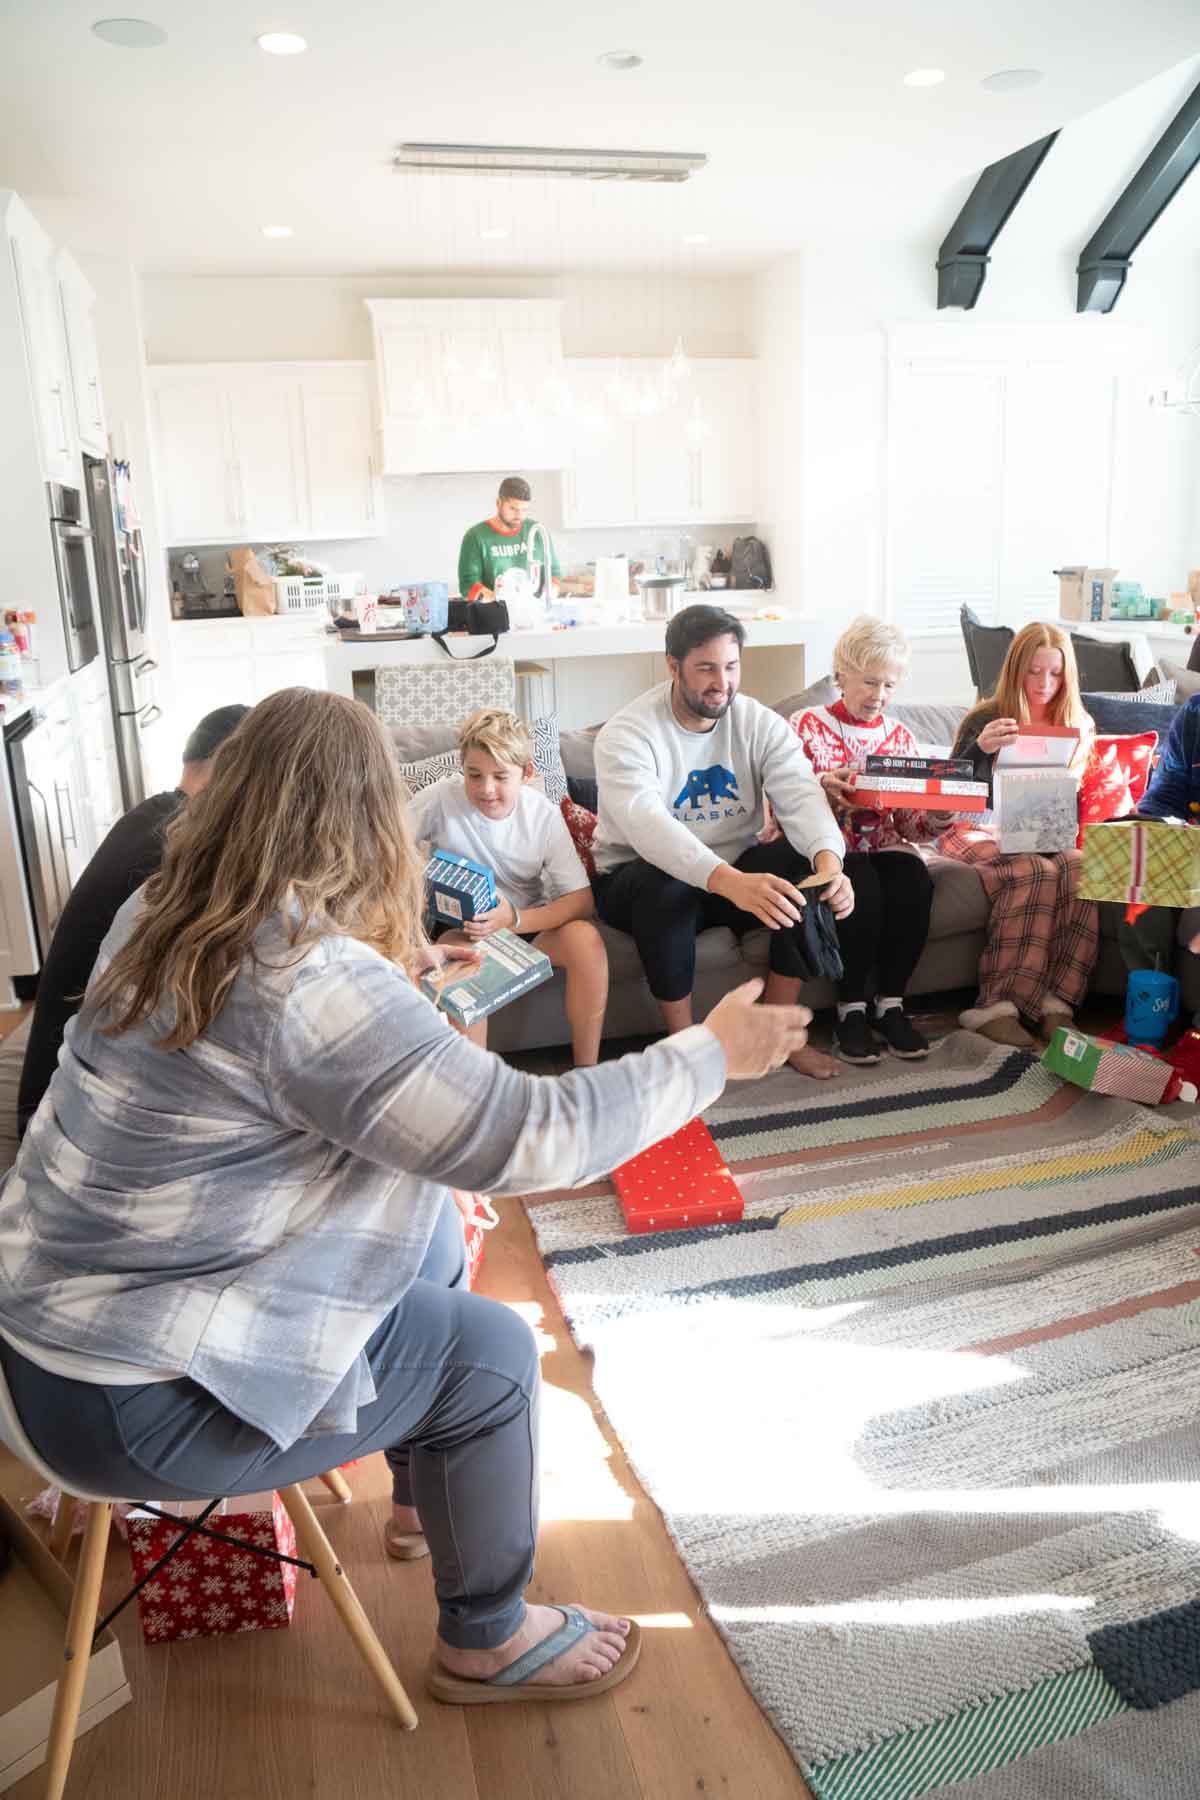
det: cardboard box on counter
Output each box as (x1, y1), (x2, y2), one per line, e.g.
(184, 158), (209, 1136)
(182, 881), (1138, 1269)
(1056, 566), (1117, 622)
(0, 1491), (131, 1792)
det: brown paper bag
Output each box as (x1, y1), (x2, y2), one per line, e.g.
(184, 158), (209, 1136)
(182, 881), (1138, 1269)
(228, 547), (276, 616)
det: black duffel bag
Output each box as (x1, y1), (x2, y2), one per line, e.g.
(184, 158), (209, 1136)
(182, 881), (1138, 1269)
(434, 598), (510, 658)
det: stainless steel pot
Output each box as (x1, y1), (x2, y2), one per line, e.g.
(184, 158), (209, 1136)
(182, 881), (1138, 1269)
(636, 574), (688, 621)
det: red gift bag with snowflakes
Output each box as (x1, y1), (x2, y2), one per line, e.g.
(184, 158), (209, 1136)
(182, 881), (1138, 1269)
(126, 1490), (299, 1645)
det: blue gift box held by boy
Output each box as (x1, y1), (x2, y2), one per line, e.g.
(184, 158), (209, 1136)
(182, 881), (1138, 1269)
(406, 708), (609, 1066)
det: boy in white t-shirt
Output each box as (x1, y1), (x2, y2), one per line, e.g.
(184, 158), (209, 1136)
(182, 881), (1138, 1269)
(407, 708), (609, 1066)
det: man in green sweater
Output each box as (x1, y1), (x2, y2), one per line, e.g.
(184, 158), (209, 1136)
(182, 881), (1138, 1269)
(457, 475), (561, 602)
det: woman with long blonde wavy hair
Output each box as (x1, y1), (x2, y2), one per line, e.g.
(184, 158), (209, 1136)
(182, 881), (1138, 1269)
(0, 687), (810, 1705)
(944, 623), (1100, 1048)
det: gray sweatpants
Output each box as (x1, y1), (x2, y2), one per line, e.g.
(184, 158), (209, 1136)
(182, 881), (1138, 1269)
(0, 1197), (540, 1649)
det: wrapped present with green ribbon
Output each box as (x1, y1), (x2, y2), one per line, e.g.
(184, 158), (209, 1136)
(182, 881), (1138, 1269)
(1079, 818), (1200, 907)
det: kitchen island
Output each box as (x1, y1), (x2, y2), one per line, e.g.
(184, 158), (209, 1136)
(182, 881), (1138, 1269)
(321, 612), (831, 727)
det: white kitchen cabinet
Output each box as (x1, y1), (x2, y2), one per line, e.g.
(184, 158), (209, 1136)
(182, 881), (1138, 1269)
(300, 365), (380, 539)
(57, 250), (107, 458)
(562, 361), (637, 528)
(150, 362), (383, 546)
(562, 357), (759, 528)
(686, 362), (757, 523)
(367, 298), (570, 475)
(163, 616), (327, 768)
(4, 194), (77, 486)
(226, 373), (306, 540)
(153, 372), (236, 542)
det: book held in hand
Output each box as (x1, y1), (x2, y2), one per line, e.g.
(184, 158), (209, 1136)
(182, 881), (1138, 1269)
(420, 929), (553, 1027)
(425, 848), (498, 925)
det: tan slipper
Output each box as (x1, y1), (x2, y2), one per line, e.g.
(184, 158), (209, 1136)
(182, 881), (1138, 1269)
(384, 1518), (430, 1561)
(426, 1611), (641, 1705)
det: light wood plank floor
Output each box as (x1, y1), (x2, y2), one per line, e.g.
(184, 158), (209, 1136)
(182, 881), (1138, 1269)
(3, 1193), (810, 1800)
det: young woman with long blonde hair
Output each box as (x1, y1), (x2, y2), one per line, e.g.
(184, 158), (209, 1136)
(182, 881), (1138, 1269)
(0, 688), (811, 1704)
(944, 623), (1099, 1048)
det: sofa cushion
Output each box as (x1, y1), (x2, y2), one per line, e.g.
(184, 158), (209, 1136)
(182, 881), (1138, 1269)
(924, 854), (990, 939)
(1158, 658), (1200, 701)
(773, 674), (839, 718)
(1079, 732), (1159, 829)
(890, 701), (968, 754)
(559, 726), (603, 781)
(1081, 691), (1179, 739)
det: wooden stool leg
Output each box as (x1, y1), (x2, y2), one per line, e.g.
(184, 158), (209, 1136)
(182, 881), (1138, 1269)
(44, 1502), (113, 1800)
(48, 1491), (77, 1562)
(317, 1467), (352, 1504)
(278, 1483), (418, 1732)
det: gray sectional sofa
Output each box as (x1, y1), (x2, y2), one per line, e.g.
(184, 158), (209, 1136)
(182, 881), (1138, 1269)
(393, 688), (1193, 1054)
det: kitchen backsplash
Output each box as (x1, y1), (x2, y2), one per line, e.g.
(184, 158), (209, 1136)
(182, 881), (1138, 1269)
(172, 470), (758, 597)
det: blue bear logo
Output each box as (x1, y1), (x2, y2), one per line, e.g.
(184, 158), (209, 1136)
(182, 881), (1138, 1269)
(674, 764), (741, 809)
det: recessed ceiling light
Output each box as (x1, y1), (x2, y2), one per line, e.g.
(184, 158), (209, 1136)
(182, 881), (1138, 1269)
(261, 224), (294, 238)
(598, 50), (643, 72)
(683, 233), (710, 245)
(91, 17), (167, 48)
(480, 227), (510, 241)
(903, 67), (946, 88)
(981, 67), (1044, 93)
(256, 30), (307, 55)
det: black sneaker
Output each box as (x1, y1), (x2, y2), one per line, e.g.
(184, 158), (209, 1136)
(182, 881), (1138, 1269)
(873, 1008), (930, 1059)
(835, 1010), (881, 1064)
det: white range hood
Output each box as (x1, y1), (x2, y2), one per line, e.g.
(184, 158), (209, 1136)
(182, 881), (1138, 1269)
(366, 297), (572, 476)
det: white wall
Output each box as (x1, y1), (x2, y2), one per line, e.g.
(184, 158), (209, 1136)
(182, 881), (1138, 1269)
(754, 241), (1200, 702)
(142, 270), (758, 593)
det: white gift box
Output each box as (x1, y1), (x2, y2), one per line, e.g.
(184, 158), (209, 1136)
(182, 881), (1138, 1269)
(994, 767), (1080, 853)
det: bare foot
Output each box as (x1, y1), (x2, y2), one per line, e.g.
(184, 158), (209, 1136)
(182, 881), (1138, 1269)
(437, 1604), (632, 1688)
(788, 1043), (837, 1080)
(392, 1503), (420, 1533)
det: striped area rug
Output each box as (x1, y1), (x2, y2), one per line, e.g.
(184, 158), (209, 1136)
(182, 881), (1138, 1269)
(523, 1032), (1200, 1799)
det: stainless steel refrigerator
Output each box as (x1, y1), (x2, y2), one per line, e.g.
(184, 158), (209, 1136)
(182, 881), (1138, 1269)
(83, 453), (161, 809)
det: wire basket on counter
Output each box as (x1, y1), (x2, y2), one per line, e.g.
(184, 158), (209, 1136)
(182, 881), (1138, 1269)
(273, 572), (365, 614)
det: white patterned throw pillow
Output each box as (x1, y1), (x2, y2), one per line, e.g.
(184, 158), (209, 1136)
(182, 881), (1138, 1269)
(374, 658), (516, 727)
(529, 714), (567, 805)
(396, 749), (460, 796)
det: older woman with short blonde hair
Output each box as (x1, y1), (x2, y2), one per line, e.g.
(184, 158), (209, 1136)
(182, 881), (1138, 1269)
(789, 614), (939, 1065)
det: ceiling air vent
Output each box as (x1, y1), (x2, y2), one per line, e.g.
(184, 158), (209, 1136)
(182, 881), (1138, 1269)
(393, 143), (707, 183)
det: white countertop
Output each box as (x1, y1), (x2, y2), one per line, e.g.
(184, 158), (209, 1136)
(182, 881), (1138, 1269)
(322, 611), (820, 671)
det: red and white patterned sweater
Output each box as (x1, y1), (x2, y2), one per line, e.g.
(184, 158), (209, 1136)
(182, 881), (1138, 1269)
(789, 700), (943, 855)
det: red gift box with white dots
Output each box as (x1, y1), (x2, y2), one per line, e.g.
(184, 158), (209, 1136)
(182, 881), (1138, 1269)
(126, 1490), (299, 1645)
(614, 1118), (744, 1234)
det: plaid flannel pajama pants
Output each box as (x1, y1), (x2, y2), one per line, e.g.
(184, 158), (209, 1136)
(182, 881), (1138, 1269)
(941, 826), (1101, 1019)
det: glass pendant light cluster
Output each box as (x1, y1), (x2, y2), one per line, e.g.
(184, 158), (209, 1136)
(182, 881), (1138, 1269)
(401, 161), (709, 435)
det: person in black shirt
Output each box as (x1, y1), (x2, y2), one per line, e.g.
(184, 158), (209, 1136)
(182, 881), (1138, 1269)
(17, 704), (249, 1136)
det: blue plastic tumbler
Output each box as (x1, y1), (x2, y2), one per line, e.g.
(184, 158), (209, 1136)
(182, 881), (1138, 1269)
(1124, 967), (1180, 1046)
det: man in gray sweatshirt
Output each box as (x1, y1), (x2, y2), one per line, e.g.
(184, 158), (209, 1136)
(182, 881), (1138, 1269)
(592, 605), (854, 1078)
